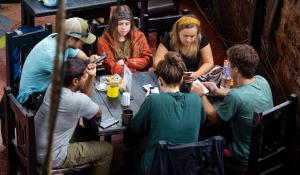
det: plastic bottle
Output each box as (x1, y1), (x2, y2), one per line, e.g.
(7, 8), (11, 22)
(220, 59), (231, 89)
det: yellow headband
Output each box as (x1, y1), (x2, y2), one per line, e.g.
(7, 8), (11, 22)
(177, 17), (201, 27)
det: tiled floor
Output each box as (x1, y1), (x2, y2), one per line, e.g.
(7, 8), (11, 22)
(0, 2), (226, 175)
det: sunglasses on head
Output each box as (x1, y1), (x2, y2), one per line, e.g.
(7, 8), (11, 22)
(69, 25), (91, 38)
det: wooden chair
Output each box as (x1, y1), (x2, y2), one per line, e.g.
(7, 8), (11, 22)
(2, 24), (53, 169)
(149, 136), (225, 175)
(3, 87), (91, 175)
(225, 93), (298, 175)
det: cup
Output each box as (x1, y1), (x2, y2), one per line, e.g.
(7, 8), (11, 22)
(122, 109), (133, 126)
(121, 92), (131, 106)
(107, 81), (119, 98)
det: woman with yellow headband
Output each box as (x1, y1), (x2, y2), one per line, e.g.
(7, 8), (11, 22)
(153, 15), (214, 83)
(97, 5), (152, 74)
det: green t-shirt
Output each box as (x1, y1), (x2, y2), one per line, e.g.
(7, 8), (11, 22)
(129, 92), (206, 171)
(217, 75), (273, 165)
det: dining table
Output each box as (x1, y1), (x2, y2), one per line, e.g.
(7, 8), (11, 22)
(90, 71), (158, 141)
(21, 0), (120, 26)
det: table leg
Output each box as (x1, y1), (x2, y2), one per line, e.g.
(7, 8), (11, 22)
(21, 3), (34, 26)
(104, 135), (112, 142)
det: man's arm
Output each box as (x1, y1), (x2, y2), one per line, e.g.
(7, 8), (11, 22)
(82, 63), (96, 96)
(200, 96), (222, 124)
(93, 107), (102, 118)
(191, 83), (222, 124)
(76, 49), (98, 62)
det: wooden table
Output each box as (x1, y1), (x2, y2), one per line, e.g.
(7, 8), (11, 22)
(90, 72), (158, 140)
(21, 0), (120, 26)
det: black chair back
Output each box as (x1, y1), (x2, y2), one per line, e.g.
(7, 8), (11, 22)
(5, 24), (52, 95)
(149, 136), (225, 175)
(247, 94), (298, 175)
(142, 13), (183, 46)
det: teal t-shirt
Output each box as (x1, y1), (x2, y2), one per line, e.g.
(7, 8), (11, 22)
(217, 75), (273, 165)
(129, 92), (206, 172)
(17, 33), (78, 103)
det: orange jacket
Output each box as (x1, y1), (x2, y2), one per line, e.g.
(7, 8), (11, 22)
(97, 30), (152, 74)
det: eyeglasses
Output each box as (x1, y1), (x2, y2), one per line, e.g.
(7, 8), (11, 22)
(69, 25), (91, 38)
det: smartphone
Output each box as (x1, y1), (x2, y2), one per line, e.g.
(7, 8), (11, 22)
(184, 72), (193, 76)
(99, 117), (119, 129)
(94, 52), (107, 64)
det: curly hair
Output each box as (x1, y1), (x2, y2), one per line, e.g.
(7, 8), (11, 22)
(227, 44), (260, 78)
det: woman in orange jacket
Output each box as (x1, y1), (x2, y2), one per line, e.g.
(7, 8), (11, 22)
(97, 5), (152, 74)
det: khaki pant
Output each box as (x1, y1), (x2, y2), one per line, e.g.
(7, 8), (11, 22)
(58, 141), (113, 175)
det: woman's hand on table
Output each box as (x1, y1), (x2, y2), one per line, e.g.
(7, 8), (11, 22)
(183, 72), (197, 83)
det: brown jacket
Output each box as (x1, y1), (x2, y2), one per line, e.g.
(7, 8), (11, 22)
(97, 30), (152, 74)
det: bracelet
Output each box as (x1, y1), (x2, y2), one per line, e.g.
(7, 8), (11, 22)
(200, 93), (207, 97)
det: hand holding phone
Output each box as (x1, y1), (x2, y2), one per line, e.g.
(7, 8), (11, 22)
(94, 52), (107, 64)
(183, 72), (193, 76)
(183, 72), (194, 83)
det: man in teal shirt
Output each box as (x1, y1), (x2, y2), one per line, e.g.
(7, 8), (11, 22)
(18, 17), (98, 110)
(128, 52), (206, 173)
(192, 44), (273, 165)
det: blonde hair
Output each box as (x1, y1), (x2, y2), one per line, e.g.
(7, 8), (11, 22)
(170, 15), (201, 58)
(108, 5), (136, 61)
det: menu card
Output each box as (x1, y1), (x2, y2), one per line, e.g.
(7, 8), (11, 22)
(123, 65), (132, 93)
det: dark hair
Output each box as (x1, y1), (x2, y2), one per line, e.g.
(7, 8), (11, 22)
(227, 44), (260, 78)
(156, 51), (187, 85)
(63, 59), (87, 87)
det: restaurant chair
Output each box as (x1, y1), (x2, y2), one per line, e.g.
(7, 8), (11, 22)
(125, 0), (180, 18)
(148, 136), (225, 175)
(3, 87), (91, 175)
(2, 24), (52, 174)
(142, 11), (187, 47)
(5, 24), (52, 96)
(224, 93), (298, 175)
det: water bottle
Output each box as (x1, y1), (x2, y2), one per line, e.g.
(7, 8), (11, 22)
(220, 59), (231, 89)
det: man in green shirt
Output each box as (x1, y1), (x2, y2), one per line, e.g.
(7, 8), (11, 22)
(129, 52), (206, 173)
(191, 44), (273, 165)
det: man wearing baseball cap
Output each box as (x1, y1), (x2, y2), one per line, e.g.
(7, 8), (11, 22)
(18, 17), (98, 111)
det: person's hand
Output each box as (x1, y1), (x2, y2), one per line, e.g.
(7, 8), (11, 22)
(183, 72), (197, 83)
(148, 67), (156, 72)
(116, 59), (125, 66)
(86, 63), (97, 77)
(89, 54), (98, 63)
(203, 82), (219, 96)
(191, 83), (205, 96)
